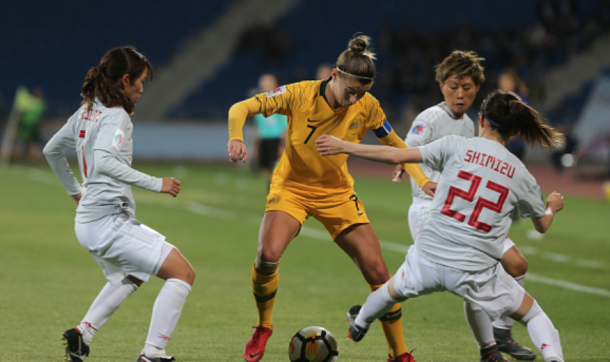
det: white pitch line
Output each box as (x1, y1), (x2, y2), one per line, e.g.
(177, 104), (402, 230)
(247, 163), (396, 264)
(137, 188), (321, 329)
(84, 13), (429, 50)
(518, 246), (604, 269)
(526, 273), (610, 297)
(8, 166), (610, 298)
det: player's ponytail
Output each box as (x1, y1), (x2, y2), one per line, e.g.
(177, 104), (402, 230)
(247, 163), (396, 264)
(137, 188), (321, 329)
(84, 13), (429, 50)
(81, 46), (153, 114)
(480, 90), (563, 151)
(335, 34), (376, 84)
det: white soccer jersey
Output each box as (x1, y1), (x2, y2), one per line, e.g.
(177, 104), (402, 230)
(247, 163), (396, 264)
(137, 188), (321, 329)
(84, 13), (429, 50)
(415, 135), (546, 271)
(43, 99), (162, 223)
(405, 103), (475, 200)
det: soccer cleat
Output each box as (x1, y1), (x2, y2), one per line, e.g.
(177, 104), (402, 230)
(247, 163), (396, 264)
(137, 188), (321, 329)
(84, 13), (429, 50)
(61, 328), (90, 362)
(135, 354), (175, 362)
(244, 326), (273, 362)
(346, 305), (369, 342)
(387, 351), (417, 362)
(479, 344), (509, 362)
(494, 327), (537, 361)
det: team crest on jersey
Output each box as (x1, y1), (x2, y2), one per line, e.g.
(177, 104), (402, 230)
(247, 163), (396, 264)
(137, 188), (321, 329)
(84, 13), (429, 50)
(113, 129), (125, 149)
(410, 123), (426, 135)
(349, 121), (361, 130)
(268, 197), (281, 204)
(265, 86), (287, 98)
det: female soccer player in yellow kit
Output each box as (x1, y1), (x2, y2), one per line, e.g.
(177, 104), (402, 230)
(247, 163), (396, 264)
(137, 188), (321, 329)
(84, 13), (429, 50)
(227, 35), (434, 362)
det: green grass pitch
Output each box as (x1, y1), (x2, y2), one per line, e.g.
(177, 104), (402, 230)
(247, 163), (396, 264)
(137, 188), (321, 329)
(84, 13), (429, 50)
(0, 163), (608, 361)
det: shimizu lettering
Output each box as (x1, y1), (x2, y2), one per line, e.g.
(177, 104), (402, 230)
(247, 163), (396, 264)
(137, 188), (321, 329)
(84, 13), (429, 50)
(464, 149), (516, 178)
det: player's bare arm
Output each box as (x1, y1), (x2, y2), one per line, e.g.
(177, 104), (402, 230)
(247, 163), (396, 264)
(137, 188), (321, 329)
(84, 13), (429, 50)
(531, 191), (564, 233)
(316, 134), (422, 164)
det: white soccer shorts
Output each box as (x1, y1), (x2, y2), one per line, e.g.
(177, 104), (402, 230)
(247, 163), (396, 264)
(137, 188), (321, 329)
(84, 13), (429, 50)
(393, 246), (525, 320)
(75, 213), (174, 285)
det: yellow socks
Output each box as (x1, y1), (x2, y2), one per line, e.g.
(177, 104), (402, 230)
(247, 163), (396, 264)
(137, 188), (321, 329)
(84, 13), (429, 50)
(252, 263), (279, 329)
(370, 283), (408, 358)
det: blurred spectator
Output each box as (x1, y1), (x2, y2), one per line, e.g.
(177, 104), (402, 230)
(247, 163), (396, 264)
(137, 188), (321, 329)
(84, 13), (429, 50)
(316, 63), (333, 80)
(250, 74), (287, 188)
(550, 124), (579, 175)
(373, 0), (610, 120)
(498, 68), (530, 161)
(236, 24), (292, 63)
(13, 86), (47, 162)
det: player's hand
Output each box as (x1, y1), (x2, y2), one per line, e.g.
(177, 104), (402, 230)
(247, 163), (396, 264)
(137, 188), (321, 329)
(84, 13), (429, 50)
(392, 165), (405, 183)
(228, 139), (248, 163)
(316, 134), (345, 155)
(71, 192), (82, 206)
(422, 182), (437, 197)
(546, 191), (564, 213)
(161, 177), (181, 197)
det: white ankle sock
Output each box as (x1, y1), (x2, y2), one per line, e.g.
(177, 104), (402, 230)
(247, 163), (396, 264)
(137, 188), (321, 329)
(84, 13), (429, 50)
(79, 278), (139, 345)
(355, 283), (397, 329)
(144, 278), (191, 354)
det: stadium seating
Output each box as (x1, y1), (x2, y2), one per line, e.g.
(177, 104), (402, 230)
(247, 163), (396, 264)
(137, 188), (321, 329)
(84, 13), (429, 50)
(0, 1), (233, 116)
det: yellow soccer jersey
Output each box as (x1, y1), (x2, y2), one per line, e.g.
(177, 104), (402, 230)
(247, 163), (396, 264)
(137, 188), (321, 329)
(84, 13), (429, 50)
(239, 79), (385, 191)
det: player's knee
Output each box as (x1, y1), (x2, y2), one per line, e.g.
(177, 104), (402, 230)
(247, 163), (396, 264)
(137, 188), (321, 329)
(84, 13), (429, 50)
(502, 255), (528, 278)
(257, 247), (282, 267)
(183, 265), (195, 286)
(365, 263), (390, 285)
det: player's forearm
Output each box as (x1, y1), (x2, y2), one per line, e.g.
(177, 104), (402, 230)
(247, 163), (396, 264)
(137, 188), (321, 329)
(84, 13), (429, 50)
(43, 140), (81, 196)
(378, 131), (429, 188)
(228, 98), (260, 142)
(531, 207), (555, 233)
(95, 150), (162, 192)
(344, 142), (418, 165)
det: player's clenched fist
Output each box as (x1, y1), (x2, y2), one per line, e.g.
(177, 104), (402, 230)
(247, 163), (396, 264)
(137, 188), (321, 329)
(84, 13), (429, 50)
(228, 139), (248, 163)
(546, 191), (564, 212)
(161, 177), (181, 197)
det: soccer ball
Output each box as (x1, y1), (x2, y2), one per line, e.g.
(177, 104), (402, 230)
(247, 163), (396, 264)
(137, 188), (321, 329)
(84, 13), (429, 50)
(288, 326), (339, 362)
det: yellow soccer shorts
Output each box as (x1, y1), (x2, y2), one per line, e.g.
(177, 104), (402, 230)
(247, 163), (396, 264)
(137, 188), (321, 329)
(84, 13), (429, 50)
(265, 185), (370, 240)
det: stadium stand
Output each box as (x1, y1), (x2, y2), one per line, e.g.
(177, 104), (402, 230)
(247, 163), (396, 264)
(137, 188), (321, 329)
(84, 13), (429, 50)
(0, 0), (232, 116)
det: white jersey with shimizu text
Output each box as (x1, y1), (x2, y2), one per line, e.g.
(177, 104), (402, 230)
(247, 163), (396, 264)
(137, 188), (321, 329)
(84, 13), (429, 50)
(405, 103), (475, 200)
(415, 136), (546, 271)
(44, 99), (162, 223)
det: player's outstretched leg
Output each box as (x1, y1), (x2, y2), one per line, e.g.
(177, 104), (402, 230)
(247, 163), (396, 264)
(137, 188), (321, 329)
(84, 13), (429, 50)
(61, 328), (90, 362)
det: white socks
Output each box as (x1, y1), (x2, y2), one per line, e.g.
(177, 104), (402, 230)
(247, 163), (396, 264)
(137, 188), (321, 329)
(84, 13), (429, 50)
(354, 283), (398, 329)
(464, 300), (495, 347)
(78, 278), (139, 345)
(520, 301), (564, 361)
(493, 274), (526, 330)
(143, 278), (191, 357)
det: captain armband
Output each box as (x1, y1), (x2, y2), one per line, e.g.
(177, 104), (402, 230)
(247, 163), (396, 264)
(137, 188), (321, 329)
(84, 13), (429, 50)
(372, 120), (393, 138)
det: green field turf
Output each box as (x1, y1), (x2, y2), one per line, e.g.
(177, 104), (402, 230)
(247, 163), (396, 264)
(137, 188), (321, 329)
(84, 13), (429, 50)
(0, 163), (608, 362)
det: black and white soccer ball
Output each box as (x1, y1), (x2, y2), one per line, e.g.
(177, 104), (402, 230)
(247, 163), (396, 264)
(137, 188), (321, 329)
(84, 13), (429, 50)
(288, 326), (339, 362)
